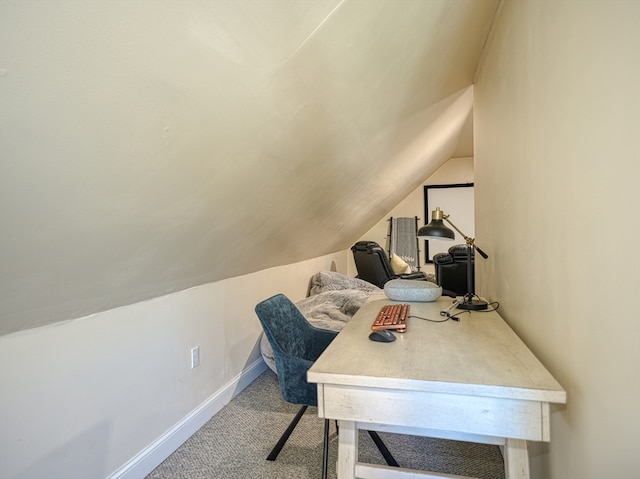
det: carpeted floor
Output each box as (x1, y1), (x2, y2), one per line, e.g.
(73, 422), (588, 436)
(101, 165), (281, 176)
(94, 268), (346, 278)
(146, 369), (505, 479)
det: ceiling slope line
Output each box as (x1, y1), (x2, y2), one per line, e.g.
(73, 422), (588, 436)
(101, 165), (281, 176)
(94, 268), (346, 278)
(282, 0), (346, 67)
(474, 0), (505, 81)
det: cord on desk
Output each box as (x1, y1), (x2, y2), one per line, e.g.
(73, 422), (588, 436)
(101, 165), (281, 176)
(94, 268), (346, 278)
(407, 298), (500, 324)
(408, 312), (467, 323)
(484, 301), (500, 312)
(463, 294), (501, 313)
(476, 300), (500, 312)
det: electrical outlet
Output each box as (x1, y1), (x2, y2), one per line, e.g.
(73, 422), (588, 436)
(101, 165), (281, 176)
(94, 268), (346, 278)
(190, 346), (200, 369)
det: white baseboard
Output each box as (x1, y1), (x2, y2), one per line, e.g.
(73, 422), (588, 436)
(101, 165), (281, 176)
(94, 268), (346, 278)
(108, 358), (268, 479)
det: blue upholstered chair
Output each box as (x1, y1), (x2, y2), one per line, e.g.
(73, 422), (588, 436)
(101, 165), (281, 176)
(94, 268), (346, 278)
(255, 293), (399, 479)
(255, 294), (336, 478)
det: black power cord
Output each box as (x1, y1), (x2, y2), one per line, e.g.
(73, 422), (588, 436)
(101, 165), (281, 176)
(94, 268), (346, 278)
(408, 298), (500, 323)
(408, 311), (466, 323)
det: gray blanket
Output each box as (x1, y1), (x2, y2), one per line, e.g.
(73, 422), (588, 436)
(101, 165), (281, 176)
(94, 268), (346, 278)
(260, 271), (382, 372)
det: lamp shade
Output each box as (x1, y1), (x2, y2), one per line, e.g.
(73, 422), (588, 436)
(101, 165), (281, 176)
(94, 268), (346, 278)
(417, 207), (455, 240)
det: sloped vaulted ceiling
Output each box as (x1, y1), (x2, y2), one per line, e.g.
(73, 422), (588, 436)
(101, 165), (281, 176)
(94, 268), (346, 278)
(0, 0), (499, 334)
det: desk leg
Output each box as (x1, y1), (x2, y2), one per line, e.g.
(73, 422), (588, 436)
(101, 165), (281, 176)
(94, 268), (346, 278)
(336, 420), (357, 479)
(504, 438), (529, 479)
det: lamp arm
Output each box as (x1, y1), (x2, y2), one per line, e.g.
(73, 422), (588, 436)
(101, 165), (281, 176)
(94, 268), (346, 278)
(442, 215), (489, 259)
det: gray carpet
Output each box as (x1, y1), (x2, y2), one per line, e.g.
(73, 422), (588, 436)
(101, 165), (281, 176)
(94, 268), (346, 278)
(146, 370), (505, 479)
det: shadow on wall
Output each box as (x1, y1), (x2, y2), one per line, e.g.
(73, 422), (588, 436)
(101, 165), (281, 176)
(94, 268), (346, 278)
(231, 338), (265, 400)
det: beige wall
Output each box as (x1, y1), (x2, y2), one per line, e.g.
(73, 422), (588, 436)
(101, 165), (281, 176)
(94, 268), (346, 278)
(0, 1), (490, 336)
(0, 252), (347, 478)
(2, 2), (639, 478)
(0, 155), (473, 479)
(474, 1), (640, 478)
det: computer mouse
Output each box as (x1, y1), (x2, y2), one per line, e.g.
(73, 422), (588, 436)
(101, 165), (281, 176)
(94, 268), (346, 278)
(368, 330), (396, 343)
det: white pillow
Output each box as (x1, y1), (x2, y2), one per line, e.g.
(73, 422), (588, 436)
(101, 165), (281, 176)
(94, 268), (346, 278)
(390, 253), (412, 274)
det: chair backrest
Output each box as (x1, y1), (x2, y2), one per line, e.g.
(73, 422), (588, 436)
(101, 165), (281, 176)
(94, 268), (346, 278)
(255, 294), (336, 407)
(350, 241), (394, 288)
(433, 245), (474, 296)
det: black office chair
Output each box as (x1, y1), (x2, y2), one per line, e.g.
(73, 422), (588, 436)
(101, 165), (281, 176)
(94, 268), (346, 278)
(433, 244), (474, 296)
(351, 241), (425, 288)
(255, 294), (399, 478)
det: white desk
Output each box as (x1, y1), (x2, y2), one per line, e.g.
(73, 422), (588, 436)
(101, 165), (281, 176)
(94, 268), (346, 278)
(307, 295), (566, 479)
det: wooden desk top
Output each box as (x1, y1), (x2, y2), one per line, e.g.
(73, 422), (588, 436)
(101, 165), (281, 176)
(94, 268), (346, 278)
(308, 295), (566, 404)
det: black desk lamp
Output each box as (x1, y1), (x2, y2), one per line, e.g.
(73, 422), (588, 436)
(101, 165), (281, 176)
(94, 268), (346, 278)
(417, 207), (488, 311)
